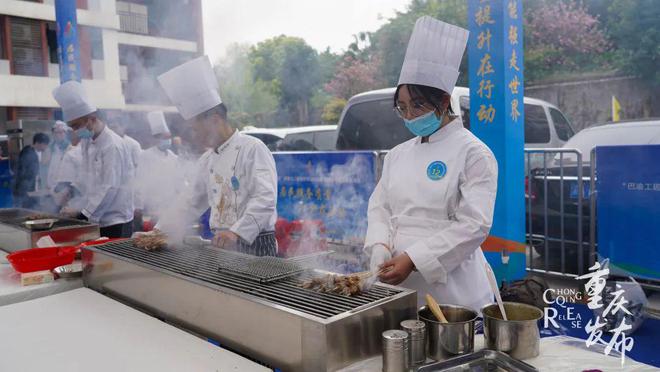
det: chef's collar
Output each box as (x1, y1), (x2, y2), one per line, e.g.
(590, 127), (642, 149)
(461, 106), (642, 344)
(214, 129), (239, 154)
(91, 126), (110, 146)
(422, 117), (463, 144)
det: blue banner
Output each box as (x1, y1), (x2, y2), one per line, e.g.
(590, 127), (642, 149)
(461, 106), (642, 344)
(55, 0), (82, 82)
(596, 145), (660, 282)
(273, 151), (377, 243)
(468, 0), (526, 283)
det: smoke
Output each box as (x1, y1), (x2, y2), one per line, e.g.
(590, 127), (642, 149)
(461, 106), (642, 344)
(275, 152), (377, 273)
(134, 149), (203, 246)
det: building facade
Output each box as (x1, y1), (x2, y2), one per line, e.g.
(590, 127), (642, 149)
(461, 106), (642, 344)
(0, 0), (204, 135)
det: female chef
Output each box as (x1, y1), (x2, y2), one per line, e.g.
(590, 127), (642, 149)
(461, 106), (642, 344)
(366, 16), (498, 311)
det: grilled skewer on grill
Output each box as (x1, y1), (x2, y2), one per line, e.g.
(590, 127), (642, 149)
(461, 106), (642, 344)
(134, 230), (168, 251)
(301, 272), (372, 296)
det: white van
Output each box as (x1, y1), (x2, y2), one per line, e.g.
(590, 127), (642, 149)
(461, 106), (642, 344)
(335, 86), (575, 150)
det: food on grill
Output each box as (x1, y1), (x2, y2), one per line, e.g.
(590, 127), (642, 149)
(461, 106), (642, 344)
(25, 214), (51, 221)
(301, 272), (370, 296)
(134, 230), (167, 251)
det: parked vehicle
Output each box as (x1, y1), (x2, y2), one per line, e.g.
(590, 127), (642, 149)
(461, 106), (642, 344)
(242, 125), (337, 151)
(528, 119), (660, 272)
(335, 86), (575, 151)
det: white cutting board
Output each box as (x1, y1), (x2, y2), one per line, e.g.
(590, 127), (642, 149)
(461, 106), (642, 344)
(0, 288), (270, 372)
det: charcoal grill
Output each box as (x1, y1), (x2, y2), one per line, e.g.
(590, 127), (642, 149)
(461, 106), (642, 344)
(82, 239), (417, 371)
(0, 208), (99, 252)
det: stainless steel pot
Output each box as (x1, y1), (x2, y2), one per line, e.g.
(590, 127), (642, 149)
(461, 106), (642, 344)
(481, 302), (543, 360)
(418, 304), (478, 361)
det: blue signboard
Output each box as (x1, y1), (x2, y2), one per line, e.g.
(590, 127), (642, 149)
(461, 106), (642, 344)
(468, 0), (526, 283)
(55, 0), (82, 82)
(273, 152), (377, 242)
(596, 145), (660, 282)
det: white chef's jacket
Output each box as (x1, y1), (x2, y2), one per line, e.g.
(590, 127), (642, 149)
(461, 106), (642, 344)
(162, 131), (277, 245)
(52, 144), (85, 210)
(135, 146), (179, 211)
(79, 127), (135, 227)
(365, 118), (498, 312)
(46, 144), (68, 191)
(123, 135), (142, 170)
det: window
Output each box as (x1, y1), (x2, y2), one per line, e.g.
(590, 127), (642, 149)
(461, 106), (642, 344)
(549, 108), (574, 141)
(313, 130), (337, 151)
(46, 22), (58, 64)
(524, 104), (550, 144)
(0, 17), (5, 60)
(10, 17), (45, 76)
(336, 99), (413, 150)
(117, 1), (149, 35)
(245, 133), (282, 151)
(279, 132), (316, 151)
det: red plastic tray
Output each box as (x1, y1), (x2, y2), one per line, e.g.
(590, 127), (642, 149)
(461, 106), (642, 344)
(7, 246), (78, 273)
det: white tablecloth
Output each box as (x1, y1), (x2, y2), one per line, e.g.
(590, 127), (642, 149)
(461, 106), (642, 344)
(0, 288), (270, 372)
(0, 251), (82, 306)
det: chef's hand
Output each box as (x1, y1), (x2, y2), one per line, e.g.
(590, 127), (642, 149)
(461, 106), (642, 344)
(60, 207), (80, 218)
(212, 231), (240, 249)
(369, 244), (392, 273)
(378, 253), (415, 286)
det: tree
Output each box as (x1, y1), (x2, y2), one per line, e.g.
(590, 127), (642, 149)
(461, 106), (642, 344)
(214, 44), (278, 128)
(249, 36), (321, 126)
(324, 56), (384, 100)
(321, 97), (347, 124)
(608, 0), (660, 86)
(524, 0), (611, 81)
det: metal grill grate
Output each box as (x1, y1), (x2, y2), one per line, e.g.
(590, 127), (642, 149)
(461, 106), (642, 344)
(216, 254), (304, 283)
(88, 240), (402, 319)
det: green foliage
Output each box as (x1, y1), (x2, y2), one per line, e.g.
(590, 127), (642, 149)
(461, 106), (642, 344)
(608, 0), (660, 86)
(321, 97), (347, 124)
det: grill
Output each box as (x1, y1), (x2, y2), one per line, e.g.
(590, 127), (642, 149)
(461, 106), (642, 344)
(93, 239), (400, 319)
(0, 209), (99, 252)
(83, 239), (416, 371)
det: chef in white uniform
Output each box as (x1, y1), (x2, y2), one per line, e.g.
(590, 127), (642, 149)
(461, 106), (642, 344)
(366, 17), (498, 312)
(107, 113), (142, 171)
(52, 81), (135, 238)
(45, 121), (70, 191)
(156, 56), (278, 256)
(135, 111), (179, 217)
(52, 130), (85, 212)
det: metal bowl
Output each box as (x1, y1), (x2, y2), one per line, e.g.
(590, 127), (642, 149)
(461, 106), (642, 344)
(22, 218), (58, 230)
(419, 304), (478, 360)
(481, 302), (543, 360)
(53, 262), (83, 278)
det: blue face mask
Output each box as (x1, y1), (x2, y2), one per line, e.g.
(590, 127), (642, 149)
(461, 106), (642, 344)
(404, 110), (444, 137)
(76, 127), (93, 140)
(157, 139), (172, 151)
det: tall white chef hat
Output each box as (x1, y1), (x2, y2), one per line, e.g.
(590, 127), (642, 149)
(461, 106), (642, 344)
(52, 120), (70, 132)
(147, 111), (170, 136)
(397, 16), (469, 94)
(157, 56), (222, 121)
(52, 81), (97, 122)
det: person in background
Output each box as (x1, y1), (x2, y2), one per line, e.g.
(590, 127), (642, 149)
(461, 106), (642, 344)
(51, 130), (84, 212)
(134, 111), (179, 229)
(13, 133), (50, 209)
(146, 55), (278, 256)
(107, 112), (142, 170)
(45, 121), (71, 191)
(365, 17), (498, 311)
(52, 80), (135, 238)
(171, 136), (183, 156)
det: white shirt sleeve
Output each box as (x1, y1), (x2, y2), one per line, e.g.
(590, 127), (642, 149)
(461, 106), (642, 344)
(230, 142), (277, 244)
(405, 148), (498, 284)
(364, 152), (393, 254)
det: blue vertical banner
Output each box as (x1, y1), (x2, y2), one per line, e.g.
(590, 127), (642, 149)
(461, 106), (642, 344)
(55, 0), (82, 82)
(468, 0), (525, 283)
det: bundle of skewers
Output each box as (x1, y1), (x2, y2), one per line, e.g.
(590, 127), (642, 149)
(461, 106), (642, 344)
(133, 230), (168, 251)
(300, 270), (385, 297)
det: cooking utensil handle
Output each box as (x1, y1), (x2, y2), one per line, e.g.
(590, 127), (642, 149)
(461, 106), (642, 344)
(425, 294), (448, 323)
(485, 263), (508, 321)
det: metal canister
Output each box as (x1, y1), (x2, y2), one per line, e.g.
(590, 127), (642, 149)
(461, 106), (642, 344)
(400, 319), (426, 365)
(382, 329), (409, 372)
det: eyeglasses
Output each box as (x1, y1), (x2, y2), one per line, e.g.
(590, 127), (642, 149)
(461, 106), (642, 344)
(394, 100), (435, 119)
